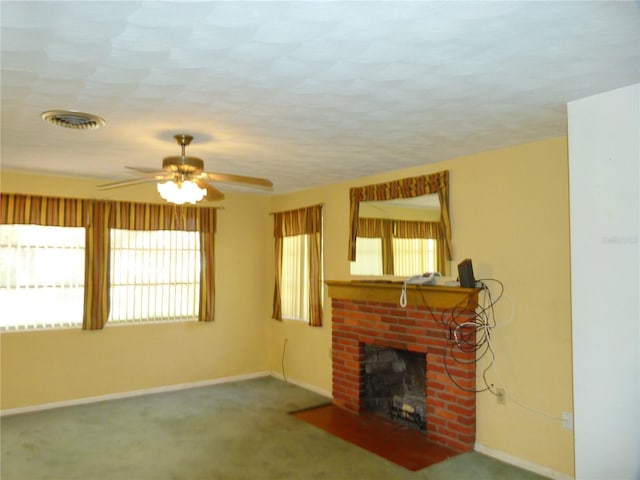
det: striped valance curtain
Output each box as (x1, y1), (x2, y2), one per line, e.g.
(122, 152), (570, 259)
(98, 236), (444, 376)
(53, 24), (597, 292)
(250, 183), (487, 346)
(393, 220), (440, 239)
(1, 193), (217, 329)
(273, 204), (322, 237)
(357, 218), (387, 238)
(359, 218), (440, 239)
(348, 170), (453, 262)
(1, 194), (217, 233)
(272, 204), (323, 327)
(0, 193), (87, 227)
(108, 200), (216, 232)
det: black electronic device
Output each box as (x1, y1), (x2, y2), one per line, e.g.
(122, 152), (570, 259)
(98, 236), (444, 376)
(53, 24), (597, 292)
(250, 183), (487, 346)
(458, 258), (476, 288)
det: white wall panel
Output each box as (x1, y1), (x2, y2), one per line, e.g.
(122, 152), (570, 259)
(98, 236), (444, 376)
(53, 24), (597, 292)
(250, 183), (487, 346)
(568, 83), (639, 480)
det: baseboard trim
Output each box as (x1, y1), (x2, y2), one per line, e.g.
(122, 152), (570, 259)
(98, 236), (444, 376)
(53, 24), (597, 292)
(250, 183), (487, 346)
(0, 371), (271, 417)
(269, 372), (332, 399)
(474, 442), (574, 480)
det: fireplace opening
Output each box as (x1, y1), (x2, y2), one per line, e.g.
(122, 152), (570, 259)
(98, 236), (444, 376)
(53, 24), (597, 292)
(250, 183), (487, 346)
(364, 344), (426, 431)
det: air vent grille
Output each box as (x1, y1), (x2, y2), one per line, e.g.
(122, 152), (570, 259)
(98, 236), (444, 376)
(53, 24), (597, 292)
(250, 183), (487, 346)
(41, 110), (105, 130)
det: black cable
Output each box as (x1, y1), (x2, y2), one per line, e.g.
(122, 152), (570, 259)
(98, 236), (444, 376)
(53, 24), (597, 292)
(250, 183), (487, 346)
(438, 278), (504, 394)
(281, 338), (288, 383)
(405, 278), (504, 394)
(443, 344), (494, 393)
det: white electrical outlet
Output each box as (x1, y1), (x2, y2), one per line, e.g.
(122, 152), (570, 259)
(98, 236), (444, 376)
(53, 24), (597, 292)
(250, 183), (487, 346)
(562, 411), (573, 430)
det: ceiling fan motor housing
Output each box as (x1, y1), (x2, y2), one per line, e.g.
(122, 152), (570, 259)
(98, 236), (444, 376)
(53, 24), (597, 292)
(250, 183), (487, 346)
(162, 155), (204, 174)
(161, 133), (205, 175)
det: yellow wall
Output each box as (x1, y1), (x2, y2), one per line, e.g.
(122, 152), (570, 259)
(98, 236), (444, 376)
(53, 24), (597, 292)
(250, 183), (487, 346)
(267, 137), (573, 476)
(1, 136), (573, 476)
(1, 172), (272, 408)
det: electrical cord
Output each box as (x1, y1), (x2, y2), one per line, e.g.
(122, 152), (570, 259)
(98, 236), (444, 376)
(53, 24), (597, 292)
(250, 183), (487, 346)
(440, 279), (502, 394)
(398, 277), (506, 395)
(474, 279), (564, 420)
(404, 276), (566, 419)
(400, 281), (408, 307)
(281, 338), (288, 383)
(484, 324), (564, 421)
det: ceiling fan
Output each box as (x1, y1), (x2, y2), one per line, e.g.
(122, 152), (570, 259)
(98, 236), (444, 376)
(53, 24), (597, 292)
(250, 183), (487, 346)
(98, 134), (273, 204)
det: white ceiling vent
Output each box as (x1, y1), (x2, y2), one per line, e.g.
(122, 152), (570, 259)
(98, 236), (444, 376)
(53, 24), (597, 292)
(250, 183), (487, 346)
(41, 110), (105, 130)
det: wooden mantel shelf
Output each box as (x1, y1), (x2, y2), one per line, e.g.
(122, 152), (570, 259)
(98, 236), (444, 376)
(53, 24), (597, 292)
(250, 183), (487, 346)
(326, 280), (480, 310)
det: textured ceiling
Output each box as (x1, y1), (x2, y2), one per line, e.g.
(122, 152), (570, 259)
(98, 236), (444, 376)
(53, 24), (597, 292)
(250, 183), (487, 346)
(1, 1), (639, 194)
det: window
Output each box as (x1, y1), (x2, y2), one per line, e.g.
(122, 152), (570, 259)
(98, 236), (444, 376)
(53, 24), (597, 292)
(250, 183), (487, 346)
(349, 237), (383, 276)
(0, 225), (85, 330)
(272, 205), (323, 326)
(392, 238), (437, 276)
(280, 235), (310, 321)
(109, 229), (201, 323)
(1, 193), (217, 330)
(349, 217), (440, 277)
(0, 225), (203, 329)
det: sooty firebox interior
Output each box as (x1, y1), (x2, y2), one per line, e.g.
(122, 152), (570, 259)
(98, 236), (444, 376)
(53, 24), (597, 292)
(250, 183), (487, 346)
(364, 344), (426, 431)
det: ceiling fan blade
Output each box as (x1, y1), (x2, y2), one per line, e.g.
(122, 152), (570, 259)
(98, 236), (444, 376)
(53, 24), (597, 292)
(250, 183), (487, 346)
(204, 171), (273, 190)
(97, 177), (170, 190)
(196, 180), (225, 201)
(125, 166), (168, 175)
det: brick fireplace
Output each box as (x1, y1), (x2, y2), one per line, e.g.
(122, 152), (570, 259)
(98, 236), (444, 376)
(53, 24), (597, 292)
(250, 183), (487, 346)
(327, 281), (479, 453)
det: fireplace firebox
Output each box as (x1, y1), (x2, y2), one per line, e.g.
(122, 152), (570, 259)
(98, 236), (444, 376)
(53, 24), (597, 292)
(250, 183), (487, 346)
(364, 344), (426, 430)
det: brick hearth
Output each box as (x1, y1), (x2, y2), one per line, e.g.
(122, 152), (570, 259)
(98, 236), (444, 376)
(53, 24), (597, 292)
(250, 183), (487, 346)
(328, 281), (479, 453)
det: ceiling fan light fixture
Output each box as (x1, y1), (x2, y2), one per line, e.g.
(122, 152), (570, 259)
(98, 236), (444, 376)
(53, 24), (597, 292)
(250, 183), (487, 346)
(157, 179), (206, 205)
(41, 110), (105, 130)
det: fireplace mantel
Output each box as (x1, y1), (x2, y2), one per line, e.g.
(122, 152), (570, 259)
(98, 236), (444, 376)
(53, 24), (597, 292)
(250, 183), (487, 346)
(326, 280), (480, 309)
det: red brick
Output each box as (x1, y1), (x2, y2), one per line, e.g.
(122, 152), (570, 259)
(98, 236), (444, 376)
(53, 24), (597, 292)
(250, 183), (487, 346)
(448, 403), (474, 416)
(436, 392), (458, 403)
(428, 432), (447, 445)
(456, 396), (476, 408)
(445, 366), (474, 379)
(344, 345), (360, 356)
(445, 439), (470, 453)
(372, 307), (391, 315)
(429, 415), (447, 428)
(434, 408), (457, 421)
(426, 382), (447, 394)
(445, 378), (475, 391)
(389, 324), (408, 334)
(456, 432), (476, 445)
(406, 343), (427, 353)
(405, 327), (425, 337)
(456, 415), (476, 427)
(428, 361), (445, 373)
(447, 421), (473, 435)
(426, 371), (449, 384)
